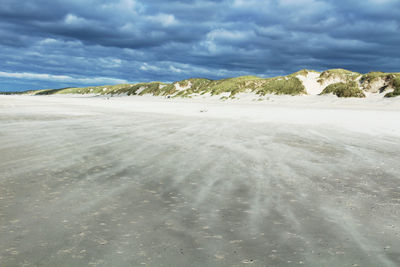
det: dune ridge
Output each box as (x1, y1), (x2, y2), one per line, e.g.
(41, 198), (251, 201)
(2, 69), (400, 98)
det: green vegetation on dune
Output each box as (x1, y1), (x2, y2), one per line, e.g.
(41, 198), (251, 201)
(205, 76), (261, 96)
(361, 71), (389, 82)
(320, 81), (365, 98)
(361, 72), (399, 86)
(358, 72), (400, 95)
(57, 84), (132, 94)
(20, 83), (167, 96)
(256, 76), (306, 96)
(162, 76), (264, 97)
(169, 75), (305, 97)
(360, 72), (400, 93)
(318, 69), (361, 84)
(136, 82), (167, 96)
(384, 76), (400, 97)
(170, 78), (212, 97)
(35, 88), (66, 95)
(183, 78), (212, 94)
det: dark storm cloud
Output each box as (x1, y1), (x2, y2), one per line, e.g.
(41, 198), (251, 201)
(0, 0), (399, 91)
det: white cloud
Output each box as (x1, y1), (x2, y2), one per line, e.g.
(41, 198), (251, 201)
(169, 65), (183, 73)
(98, 58), (123, 68)
(148, 13), (178, 27)
(64, 14), (87, 25)
(0, 71), (128, 85)
(200, 29), (254, 53)
(39, 38), (58, 45)
(101, 0), (142, 16)
(37, 38), (82, 47)
(140, 63), (160, 71)
(208, 29), (252, 41)
(120, 0), (137, 11)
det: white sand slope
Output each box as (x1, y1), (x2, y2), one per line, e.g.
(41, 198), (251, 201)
(297, 72), (324, 95)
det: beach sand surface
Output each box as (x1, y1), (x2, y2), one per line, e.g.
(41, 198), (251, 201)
(0, 95), (399, 266)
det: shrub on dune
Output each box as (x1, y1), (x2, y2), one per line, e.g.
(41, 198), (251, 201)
(320, 81), (365, 98)
(384, 76), (400, 97)
(256, 77), (306, 96)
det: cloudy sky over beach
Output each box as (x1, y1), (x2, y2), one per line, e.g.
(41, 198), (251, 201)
(1, 0), (399, 91)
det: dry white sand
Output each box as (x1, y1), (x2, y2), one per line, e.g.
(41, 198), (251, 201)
(4, 94), (399, 135)
(0, 94), (399, 266)
(297, 72), (325, 95)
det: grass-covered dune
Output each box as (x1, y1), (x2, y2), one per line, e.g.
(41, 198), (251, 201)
(4, 75), (307, 98)
(162, 75), (306, 98)
(318, 69), (361, 84)
(320, 81), (366, 98)
(384, 76), (400, 97)
(2, 69), (400, 98)
(316, 69), (400, 98)
(32, 82), (168, 96)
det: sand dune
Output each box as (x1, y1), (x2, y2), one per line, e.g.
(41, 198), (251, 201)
(9, 69), (399, 99)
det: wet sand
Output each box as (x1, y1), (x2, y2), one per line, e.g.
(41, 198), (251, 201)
(0, 95), (399, 266)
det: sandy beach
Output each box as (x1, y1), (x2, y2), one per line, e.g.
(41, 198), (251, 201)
(1, 94), (399, 266)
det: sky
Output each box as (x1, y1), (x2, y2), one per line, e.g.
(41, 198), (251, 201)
(0, 0), (400, 91)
